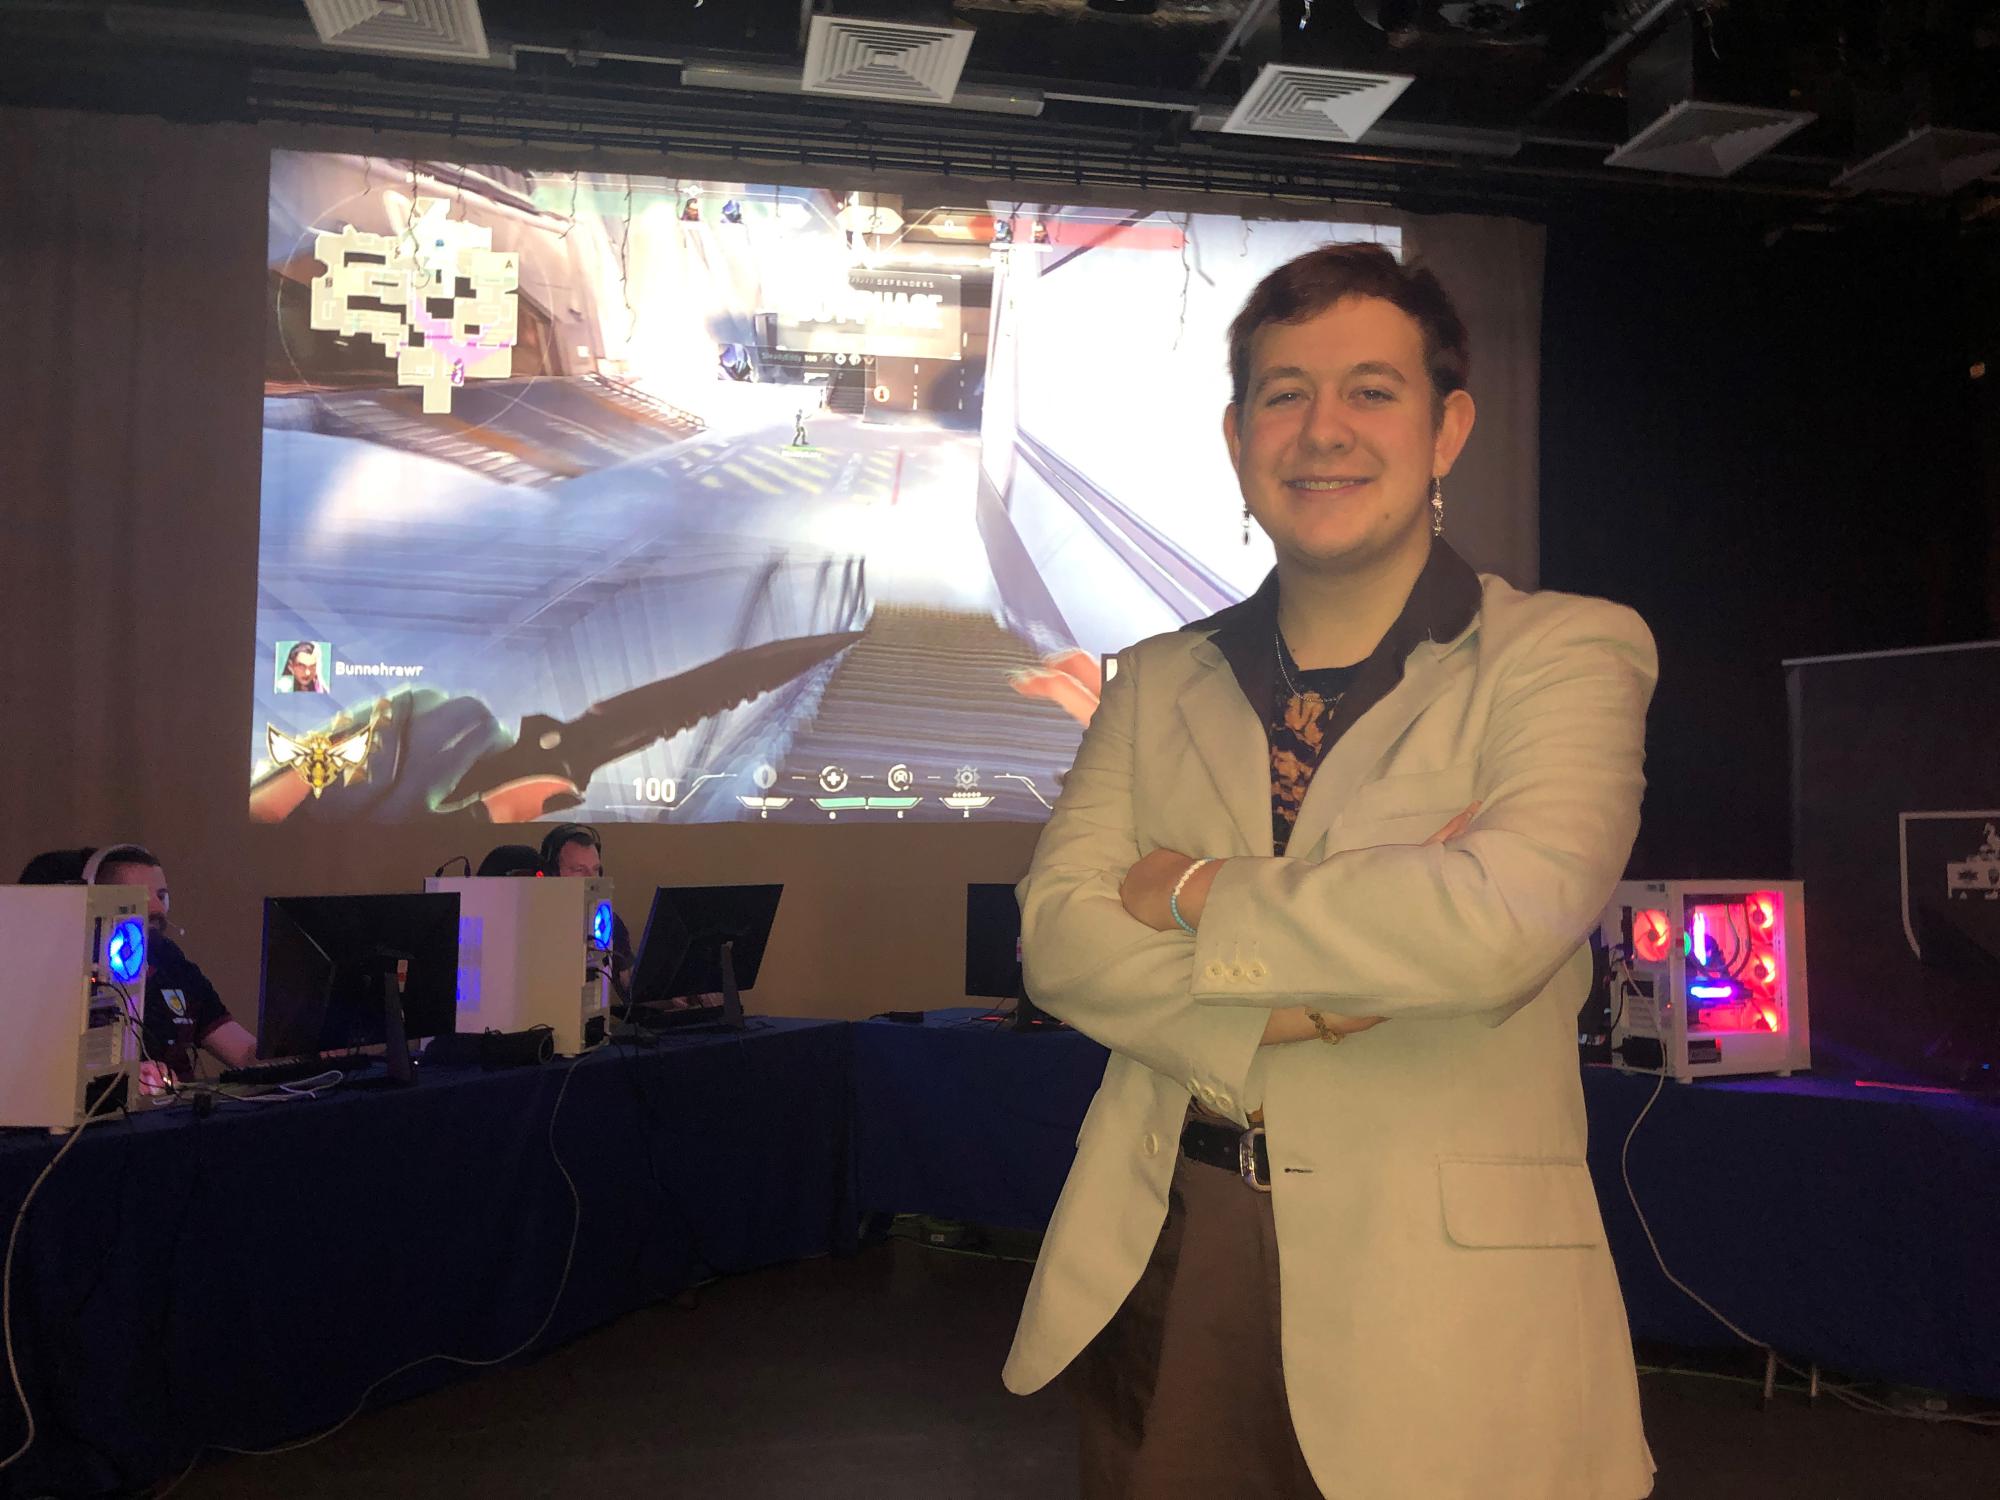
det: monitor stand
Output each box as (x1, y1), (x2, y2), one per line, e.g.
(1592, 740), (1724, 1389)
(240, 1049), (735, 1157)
(650, 938), (747, 1033)
(1012, 982), (1062, 1033)
(345, 951), (417, 1088)
(709, 938), (747, 1032)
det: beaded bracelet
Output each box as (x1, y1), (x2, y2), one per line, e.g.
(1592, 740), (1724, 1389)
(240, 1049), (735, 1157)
(1169, 858), (1214, 934)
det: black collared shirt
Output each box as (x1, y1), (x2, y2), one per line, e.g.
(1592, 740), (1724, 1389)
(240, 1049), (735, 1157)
(1186, 540), (1483, 854)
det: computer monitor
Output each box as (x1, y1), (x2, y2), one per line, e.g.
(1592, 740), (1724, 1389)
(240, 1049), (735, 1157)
(258, 892), (461, 1084)
(628, 884), (783, 1031)
(966, 883), (1024, 998)
(966, 882), (1060, 1031)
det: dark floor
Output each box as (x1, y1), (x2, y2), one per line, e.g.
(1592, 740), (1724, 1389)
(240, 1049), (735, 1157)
(173, 1240), (1997, 1499)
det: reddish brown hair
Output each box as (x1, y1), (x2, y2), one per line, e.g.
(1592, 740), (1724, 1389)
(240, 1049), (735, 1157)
(1227, 242), (1470, 417)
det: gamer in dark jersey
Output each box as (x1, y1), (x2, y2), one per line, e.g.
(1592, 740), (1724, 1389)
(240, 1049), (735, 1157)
(143, 933), (235, 1077)
(16, 844), (259, 1083)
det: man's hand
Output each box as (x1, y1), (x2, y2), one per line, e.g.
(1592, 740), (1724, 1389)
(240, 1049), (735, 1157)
(1120, 849), (1222, 932)
(1257, 804), (1481, 1046)
(137, 1061), (177, 1097)
(1009, 649), (1104, 727)
(1427, 801), (1481, 845)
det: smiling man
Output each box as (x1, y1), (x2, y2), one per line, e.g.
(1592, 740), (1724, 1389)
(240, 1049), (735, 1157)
(1003, 244), (1658, 1500)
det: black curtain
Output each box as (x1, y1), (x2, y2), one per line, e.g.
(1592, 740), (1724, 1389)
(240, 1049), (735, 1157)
(1539, 211), (1993, 880)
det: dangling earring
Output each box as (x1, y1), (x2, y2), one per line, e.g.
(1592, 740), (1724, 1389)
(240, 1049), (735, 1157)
(1430, 476), (1445, 537)
(1242, 501), (1252, 546)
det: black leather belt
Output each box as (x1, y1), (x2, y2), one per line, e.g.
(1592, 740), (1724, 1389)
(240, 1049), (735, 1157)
(1180, 1116), (1272, 1193)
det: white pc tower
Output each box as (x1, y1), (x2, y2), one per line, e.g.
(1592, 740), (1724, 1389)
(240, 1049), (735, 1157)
(423, 876), (614, 1055)
(0, 884), (147, 1131)
(1600, 879), (1810, 1081)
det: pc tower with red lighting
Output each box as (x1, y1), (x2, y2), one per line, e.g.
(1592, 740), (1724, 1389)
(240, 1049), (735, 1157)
(1599, 880), (1810, 1081)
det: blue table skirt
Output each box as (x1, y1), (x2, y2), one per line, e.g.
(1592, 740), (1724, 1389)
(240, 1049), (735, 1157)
(0, 1018), (852, 1499)
(849, 1011), (1111, 1233)
(849, 1011), (2000, 1402)
(7, 1010), (1996, 1497)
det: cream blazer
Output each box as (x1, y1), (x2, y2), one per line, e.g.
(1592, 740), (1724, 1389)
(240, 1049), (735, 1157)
(1005, 574), (1658, 1500)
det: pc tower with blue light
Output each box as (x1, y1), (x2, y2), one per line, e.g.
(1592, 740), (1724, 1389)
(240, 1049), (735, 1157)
(0, 884), (148, 1130)
(422, 875), (616, 1054)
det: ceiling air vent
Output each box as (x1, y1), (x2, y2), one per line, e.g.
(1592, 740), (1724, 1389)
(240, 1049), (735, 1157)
(1604, 99), (1815, 178)
(1214, 63), (1414, 145)
(301, 0), (489, 61)
(801, 15), (976, 106)
(1833, 127), (2000, 197)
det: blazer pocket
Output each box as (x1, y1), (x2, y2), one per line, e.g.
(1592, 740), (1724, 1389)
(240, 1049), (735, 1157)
(1343, 762), (1479, 825)
(1438, 1158), (1605, 1249)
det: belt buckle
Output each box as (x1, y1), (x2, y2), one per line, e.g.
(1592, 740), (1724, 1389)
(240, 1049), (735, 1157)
(1238, 1124), (1271, 1194)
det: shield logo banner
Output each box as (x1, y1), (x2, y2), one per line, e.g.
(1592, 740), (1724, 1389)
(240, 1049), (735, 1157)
(1899, 811), (2000, 959)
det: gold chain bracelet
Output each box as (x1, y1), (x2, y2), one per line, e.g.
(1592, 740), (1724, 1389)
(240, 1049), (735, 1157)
(1305, 1010), (1343, 1045)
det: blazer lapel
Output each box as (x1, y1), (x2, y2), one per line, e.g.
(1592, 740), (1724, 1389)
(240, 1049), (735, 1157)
(1176, 646), (1270, 856)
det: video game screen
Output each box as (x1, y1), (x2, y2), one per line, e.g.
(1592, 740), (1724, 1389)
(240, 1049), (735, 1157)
(253, 151), (1401, 825)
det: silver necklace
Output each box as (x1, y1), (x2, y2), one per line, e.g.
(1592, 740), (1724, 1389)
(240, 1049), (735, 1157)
(1275, 628), (1343, 707)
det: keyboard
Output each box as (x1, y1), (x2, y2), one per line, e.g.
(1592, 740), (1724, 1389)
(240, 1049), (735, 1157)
(217, 1055), (375, 1087)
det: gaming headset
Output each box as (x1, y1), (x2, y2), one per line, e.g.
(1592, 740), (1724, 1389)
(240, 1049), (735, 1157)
(79, 842), (182, 936)
(80, 843), (158, 886)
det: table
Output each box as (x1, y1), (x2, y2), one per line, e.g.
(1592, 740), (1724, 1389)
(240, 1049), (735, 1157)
(849, 1011), (1110, 1232)
(1586, 1068), (2000, 1400)
(9, 1010), (1997, 1498)
(0, 1018), (853, 1499)
(847, 1011), (2000, 1401)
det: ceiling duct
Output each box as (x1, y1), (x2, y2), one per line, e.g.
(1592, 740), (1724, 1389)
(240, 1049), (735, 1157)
(1605, 98), (1814, 178)
(1833, 126), (2000, 198)
(1604, 9), (1812, 178)
(800, 14), (976, 106)
(681, 59), (1040, 117)
(301, 0), (490, 61)
(1210, 62), (1414, 144)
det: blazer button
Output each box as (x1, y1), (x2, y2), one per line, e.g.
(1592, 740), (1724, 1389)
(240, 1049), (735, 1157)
(1228, 963), (1246, 980)
(1205, 962), (1226, 980)
(1214, 1092), (1234, 1113)
(1248, 961), (1269, 980)
(1142, 1132), (1160, 1157)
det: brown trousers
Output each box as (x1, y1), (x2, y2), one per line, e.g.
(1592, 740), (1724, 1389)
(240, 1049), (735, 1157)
(1071, 1124), (1323, 1499)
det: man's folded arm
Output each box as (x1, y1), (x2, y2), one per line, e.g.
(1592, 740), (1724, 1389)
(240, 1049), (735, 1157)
(1191, 600), (1658, 1023)
(1020, 648), (1266, 1123)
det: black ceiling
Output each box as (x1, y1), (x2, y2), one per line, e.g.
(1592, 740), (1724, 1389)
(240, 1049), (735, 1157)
(4, 0), (1998, 223)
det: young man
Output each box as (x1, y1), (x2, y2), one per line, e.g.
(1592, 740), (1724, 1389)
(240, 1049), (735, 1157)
(1005, 245), (1657, 1499)
(94, 845), (260, 1081)
(538, 827), (720, 1012)
(539, 824), (634, 985)
(17, 845), (260, 1084)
